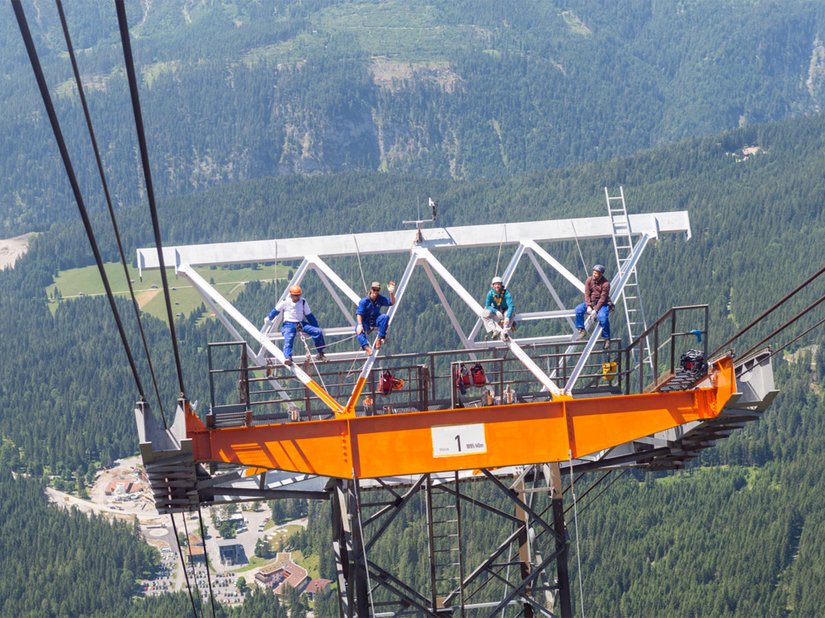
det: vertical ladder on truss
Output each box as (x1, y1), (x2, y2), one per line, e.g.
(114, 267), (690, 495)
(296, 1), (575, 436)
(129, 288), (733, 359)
(605, 187), (654, 370)
(425, 473), (465, 613)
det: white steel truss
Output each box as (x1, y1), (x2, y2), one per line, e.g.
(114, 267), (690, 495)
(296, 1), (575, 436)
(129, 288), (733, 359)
(137, 211), (691, 407)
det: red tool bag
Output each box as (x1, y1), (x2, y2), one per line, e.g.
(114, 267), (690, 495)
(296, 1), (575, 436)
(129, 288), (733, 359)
(470, 363), (487, 386)
(379, 369), (405, 395)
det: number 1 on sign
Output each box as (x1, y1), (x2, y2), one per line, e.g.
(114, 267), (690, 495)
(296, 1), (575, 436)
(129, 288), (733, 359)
(432, 424), (487, 457)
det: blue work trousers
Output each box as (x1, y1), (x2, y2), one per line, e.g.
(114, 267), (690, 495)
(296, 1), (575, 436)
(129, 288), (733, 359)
(356, 314), (389, 349)
(282, 322), (325, 359)
(575, 303), (611, 339)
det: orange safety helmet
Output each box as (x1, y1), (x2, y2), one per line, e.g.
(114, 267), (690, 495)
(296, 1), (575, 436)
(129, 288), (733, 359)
(289, 285), (302, 296)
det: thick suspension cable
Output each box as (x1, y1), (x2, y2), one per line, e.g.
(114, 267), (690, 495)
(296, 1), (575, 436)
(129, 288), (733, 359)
(711, 264), (825, 358)
(115, 0), (187, 397)
(180, 513), (206, 616)
(12, 0), (146, 401)
(55, 0), (168, 426)
(167, 512), (201, 618)
(738, 294), (825, 361)
(771, 314), (825, 358)
(196, 502), (218, 618)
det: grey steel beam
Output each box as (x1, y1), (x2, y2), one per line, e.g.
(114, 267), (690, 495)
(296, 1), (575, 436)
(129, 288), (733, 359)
(137, 212), (691, 270)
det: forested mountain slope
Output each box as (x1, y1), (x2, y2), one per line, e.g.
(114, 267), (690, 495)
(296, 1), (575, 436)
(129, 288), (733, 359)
(0, 113), (823, 613)
(3, 0), (825, 235)
(2, 110), (822, 487)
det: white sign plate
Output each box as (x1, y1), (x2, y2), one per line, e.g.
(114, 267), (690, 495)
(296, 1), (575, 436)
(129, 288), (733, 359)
(431, 424), (487, 458)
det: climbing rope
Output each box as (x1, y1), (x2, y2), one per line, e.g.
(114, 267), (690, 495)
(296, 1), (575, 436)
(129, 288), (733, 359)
(299, 331), (328, 392)
(570, 221), (588, 277)
(353, 234), (368, 293)
(494, 223), (508, 277)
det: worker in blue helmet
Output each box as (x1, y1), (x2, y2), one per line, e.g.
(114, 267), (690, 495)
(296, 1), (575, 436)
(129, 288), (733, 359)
(575, 264), (611, 349)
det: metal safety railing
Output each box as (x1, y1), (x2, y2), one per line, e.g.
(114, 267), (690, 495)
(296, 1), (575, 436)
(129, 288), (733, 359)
(621, 304), (709, 395)
(206, 338), (628, 427)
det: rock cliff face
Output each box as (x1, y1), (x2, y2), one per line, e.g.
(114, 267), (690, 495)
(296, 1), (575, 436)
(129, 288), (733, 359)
(806, 36), (825, 112)
(5, 1), (825, 235)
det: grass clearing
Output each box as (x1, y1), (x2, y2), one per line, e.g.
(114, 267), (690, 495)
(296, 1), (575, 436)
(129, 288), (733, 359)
(235, 555), (270, 573)
(47, 263), (286, 322)
(313, 1), (482, 61)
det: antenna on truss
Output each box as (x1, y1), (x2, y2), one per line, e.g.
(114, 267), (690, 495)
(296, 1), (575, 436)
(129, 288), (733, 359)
(403, 196), (438, 244)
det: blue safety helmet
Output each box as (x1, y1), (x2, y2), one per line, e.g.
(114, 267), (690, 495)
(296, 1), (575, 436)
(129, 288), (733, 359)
(592, 264), (605, 274)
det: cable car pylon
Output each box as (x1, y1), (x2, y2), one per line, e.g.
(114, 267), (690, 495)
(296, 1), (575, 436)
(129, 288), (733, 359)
(135, 206), (778, 616)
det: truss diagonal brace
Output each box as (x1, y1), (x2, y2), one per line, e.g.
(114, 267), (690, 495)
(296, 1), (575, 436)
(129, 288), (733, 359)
(177, 263), (343, 414)
(563, 234), (651, 394)
(342, 252), (420, 415)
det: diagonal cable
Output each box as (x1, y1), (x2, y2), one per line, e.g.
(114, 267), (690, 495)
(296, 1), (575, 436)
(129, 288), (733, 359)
(771, 314), (825, 358)
(738, 294), (825, 361)
(196, 501), (218, 618)
(115, 0), (187, 397)
(55, 0), (168, 426)
(712, 264), (825, 358)
(168, 512), (202, 618)
(13, 0), (146, 402)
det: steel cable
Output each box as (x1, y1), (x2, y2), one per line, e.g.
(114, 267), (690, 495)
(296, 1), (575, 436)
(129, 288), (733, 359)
(196, 502), (218, 618)
(115, 0), (187, 398)
(711, 264), (825, 358)
(55, 0), (168, 426)
(12, 0), (147, 402)
(738, 293), (825, 361)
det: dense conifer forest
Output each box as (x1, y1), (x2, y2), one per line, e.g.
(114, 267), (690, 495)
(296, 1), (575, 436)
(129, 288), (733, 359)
(2, 1), (825, 615)
(1, 110), (823, 614)
(3, 0), (825, 235)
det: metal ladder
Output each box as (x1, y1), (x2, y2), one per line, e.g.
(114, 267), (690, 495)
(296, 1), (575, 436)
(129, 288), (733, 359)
(425, 473), (464, 613)
(605, 186), (654, 371)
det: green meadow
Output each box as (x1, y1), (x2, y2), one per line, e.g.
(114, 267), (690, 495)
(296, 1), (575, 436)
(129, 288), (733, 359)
(47, 263), (286, 322)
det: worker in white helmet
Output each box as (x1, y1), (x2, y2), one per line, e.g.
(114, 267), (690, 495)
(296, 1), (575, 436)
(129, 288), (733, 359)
(482, 276), (515, 340)
(265, 284), (326, 365)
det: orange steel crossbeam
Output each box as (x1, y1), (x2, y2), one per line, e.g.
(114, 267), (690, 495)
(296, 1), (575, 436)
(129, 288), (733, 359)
(185, 357), (735, 479)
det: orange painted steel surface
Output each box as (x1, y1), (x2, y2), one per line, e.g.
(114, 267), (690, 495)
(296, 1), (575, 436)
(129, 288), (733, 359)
(186, 357), (735, 479)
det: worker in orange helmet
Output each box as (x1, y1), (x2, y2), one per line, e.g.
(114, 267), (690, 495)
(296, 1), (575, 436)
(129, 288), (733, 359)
(265, 284), (326, 365)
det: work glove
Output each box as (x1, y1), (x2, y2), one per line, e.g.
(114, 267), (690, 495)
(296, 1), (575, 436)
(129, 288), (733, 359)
(586, 306), (594, 315)
(387, 281), (396, 294)
(503, 318), (511, 329)
(356, 324), (364, 335)
(264, 316), (272, 326)
(496, 311), (504, 320)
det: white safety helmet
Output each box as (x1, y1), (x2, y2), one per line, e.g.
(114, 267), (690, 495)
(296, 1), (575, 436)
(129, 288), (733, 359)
(491, 276), (503, 285)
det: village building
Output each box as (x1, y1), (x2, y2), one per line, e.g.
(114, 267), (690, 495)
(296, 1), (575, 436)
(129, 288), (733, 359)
(254, 553), (309, 595)
(304, 578), (332, 601)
